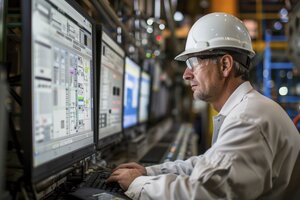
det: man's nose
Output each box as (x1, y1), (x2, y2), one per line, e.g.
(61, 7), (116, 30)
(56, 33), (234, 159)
(182, 67), (193, 80)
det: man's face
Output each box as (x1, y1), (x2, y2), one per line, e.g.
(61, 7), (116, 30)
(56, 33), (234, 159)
(183, 57), (224, 102)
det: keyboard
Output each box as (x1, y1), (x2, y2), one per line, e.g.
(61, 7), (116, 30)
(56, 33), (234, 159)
(139, 145), (169, 164)
(68, 169), (130, 200)
(159, 133), (176, 143)
(80, 170), (124, 194)
(159, 123), (180, 143)
(68, 187), (129, 200)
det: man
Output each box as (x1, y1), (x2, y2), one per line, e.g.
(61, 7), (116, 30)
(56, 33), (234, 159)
(107, 12), (300, 199)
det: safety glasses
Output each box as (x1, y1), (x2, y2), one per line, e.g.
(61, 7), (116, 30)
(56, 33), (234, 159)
(186, 50), (251, 71)
(185, 53), (225, 71)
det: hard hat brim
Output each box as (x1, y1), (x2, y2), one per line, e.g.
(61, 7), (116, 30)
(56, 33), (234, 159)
(174, 46), (255, 62)
(174, 49), (197, 61)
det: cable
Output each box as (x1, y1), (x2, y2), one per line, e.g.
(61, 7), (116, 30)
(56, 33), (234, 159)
(8, 111), (24, 165)
(9, 87), (21, 106)
(293, 113), (300, 129)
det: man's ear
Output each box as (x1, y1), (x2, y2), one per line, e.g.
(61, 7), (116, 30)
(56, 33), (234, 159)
(220, 54), (233, 77)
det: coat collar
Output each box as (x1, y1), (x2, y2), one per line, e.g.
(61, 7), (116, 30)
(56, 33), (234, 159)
(211, 81), (253, 145)
(219, 81), (253, 116)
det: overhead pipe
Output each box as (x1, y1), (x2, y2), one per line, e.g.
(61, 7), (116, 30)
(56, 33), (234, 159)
(91, 0), (145, 56)
(163, 0), (181, 55)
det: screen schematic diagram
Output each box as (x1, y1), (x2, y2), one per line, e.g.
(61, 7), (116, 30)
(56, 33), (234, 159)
(32, 0), (94, 167)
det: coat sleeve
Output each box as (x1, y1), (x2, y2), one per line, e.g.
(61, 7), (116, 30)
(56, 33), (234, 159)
(125, 117), (273, 200)
(145, 155), (200, 176)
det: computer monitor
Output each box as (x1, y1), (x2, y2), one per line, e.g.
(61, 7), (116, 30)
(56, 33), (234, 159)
(22, 0), (95, 183)
(138, 71), (151, 124)
(123, 57), (141, 129)
(149, 62), (170, 124)
(97, 28), (125, 147)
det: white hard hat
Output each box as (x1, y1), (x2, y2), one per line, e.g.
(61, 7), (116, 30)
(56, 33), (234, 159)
(175, 12), (255, 62)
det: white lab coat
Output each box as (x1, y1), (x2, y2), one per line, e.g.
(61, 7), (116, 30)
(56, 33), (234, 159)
(126, 82), (300, 200)
(125, 82), (300, 200)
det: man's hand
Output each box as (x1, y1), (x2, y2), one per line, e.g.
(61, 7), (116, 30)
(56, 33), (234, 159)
(112, 162), (147, 175)
(106, 162), (146, 190)
(107, 168), (143, 190)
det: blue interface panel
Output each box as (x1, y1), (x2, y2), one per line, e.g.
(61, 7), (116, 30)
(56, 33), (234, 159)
(138, 72), (151, 123)
(123, 57), (141, 129)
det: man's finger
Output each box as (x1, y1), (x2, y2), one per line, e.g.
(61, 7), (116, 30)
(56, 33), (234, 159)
(113, 162), (139, 171)
(106, 175), (118, 183)
(107, 168), (124, 182)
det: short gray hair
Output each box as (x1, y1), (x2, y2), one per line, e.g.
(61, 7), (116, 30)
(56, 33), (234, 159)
(208, 51), (250, 81)
(233, 60), (249, 81)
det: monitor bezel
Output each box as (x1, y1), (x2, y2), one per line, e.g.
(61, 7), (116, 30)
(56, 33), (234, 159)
(22, 0), (96, 183)
(147, 61), (172, 127)
(95, 25), (125, 149)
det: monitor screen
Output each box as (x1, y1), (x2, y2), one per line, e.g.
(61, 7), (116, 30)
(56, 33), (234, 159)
(149, 62), (170, 122)
(123, 57), (141, 129)
(138, 72), (151, 123)
(98, 30), (125, 141)
(23, 0), (95, 182)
